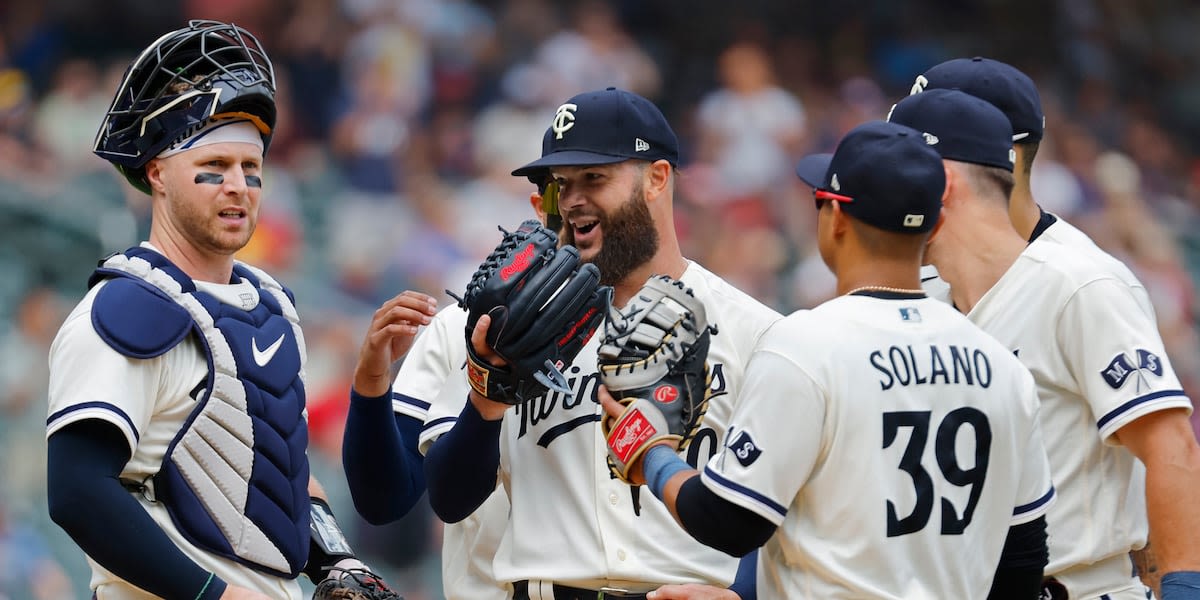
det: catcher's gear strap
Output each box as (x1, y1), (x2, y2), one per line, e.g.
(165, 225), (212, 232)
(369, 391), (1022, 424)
(46, 421), (227, 600)
(90, 247), (311, 578)
(304, 497), (356, 582)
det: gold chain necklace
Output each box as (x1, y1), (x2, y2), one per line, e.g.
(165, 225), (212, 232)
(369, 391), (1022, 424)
(845, 285), (925, 296)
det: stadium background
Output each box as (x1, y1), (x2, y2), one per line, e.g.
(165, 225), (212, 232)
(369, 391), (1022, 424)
(3, 0), (1200, 596)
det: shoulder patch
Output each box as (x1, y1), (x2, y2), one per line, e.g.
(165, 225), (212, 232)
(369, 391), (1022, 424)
(92, 278), (194, 358)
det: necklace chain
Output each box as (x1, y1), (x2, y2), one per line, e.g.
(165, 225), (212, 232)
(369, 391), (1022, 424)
(844, 285), (925, 296)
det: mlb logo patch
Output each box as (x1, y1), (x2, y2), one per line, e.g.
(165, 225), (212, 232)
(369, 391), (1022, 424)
(899, 307), (921, 322)
(728, 431), (762, 467)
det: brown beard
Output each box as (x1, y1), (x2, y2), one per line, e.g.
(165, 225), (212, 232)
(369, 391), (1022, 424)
(562, 181), (659, 287)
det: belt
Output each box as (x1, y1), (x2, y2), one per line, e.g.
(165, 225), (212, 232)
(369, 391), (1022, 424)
(512, 580), (650, 600)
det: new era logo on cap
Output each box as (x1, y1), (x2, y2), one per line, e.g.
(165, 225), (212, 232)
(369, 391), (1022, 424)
(635, 138), (649, 152)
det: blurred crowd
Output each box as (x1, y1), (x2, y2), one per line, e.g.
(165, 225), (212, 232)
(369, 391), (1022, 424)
(4, 0), (1200, 597)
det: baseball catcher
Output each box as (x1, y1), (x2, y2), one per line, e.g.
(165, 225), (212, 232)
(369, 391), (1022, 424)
(449, 219), (611, 405)
(600, 275), (716, 485)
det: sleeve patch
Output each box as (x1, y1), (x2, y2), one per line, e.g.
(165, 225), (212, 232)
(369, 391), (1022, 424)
(1100, 349), (1163, 390)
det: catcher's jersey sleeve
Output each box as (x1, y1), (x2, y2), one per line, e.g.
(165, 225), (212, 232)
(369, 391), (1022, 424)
(702, 296), (1054, 600)
(47, 283), (206, 463)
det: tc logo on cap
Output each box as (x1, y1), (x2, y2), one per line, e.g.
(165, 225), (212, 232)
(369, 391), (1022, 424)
(552, 103), (578, 139)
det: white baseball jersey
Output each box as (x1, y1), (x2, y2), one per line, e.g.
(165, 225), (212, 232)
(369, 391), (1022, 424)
(921, 212), (1154, 319)
(968, 238), (1192, 597)
(421, 261), (781, 590)
(702, 293), (1055, 600)
(393, 303), (508, 600)
(47, 279), (304, 600)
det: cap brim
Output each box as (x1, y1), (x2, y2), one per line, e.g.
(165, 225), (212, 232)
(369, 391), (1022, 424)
(511, 150), (629, 177)
(794, 153), (833, 188)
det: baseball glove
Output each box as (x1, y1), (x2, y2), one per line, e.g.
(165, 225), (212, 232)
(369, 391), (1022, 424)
(600, 274), (716, 484)
(449, 219), (611, 405)
(312, 565), (404, 600)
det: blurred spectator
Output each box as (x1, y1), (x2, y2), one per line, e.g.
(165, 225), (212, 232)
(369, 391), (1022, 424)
(0, 502), (73, 600)
(0, 287), (65, 517)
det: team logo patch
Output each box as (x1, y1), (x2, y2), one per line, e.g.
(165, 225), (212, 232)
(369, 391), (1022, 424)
(1101, 349), (1163, 390)
(899, 307), (921, 322)
(728, 430), (762, 467)
(552, 103), (578, 139)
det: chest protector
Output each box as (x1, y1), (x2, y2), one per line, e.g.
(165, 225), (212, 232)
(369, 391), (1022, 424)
(88, 247), (310, 578)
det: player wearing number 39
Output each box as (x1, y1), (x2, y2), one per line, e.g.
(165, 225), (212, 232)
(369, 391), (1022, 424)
(601, 120), (1056, 599)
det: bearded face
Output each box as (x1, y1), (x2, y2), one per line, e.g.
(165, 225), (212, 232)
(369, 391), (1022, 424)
(560, 178), (659, 286)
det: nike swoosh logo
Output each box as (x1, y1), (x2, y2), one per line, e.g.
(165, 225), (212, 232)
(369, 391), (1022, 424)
(252, 333), (286, 367)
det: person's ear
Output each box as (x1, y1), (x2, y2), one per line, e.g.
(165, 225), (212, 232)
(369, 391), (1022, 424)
(144, 159), (167, 194)
(644, 160), (671, 202)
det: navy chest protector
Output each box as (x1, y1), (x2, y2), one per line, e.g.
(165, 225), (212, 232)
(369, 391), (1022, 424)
(88, 247), (310, 578)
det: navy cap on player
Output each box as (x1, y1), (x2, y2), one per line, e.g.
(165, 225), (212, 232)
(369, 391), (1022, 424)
(511, 87), (679, 177)
(915, 56), (1044, 143)
(887, 88), (1016, 172)
(794, 121), (945, 234)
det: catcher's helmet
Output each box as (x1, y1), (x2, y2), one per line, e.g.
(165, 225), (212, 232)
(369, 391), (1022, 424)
(94, 20), (276, 193)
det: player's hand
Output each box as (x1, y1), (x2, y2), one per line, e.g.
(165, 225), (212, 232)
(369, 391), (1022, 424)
(647, 583), (741, 599)
(352, 291), (437, 397)
(598, 384), (679, 485)
(468, 314), (514, 420)
(219, 584), (273, 599)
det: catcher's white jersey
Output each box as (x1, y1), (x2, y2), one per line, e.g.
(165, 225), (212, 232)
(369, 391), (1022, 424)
(421, 261), (781, 590)
(702, 293), (1055, 600)
(47, 280), (304, 600)
(968, 238), (1192, 597)
(395, 304), (508, 600)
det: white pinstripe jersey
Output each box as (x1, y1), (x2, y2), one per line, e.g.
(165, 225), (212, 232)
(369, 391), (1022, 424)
(391, 303), (509, 600)
(702, 293), (1054, 599)
(421, 261), (781, 590)
(967, 238), (1192, 590)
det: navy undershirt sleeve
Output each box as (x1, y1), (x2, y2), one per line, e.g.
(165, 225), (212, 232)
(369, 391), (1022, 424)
(343, 389), (426, 524)
(675, 477), (775, 558)
(987, 516), (1048, 600)
(424, 399), (502, 523)
(47, 420), (226, 600)
(729, 547), (758, 599)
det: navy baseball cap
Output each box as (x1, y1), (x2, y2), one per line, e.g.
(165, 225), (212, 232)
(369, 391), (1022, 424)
(914, 57), (1044, 143)
(511, 87), (679, 177)
(794, 121), (945, 233)
(887, 88), (1016, 172)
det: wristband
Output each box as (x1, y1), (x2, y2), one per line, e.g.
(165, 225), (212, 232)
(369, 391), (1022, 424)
(645, 445), (690, 498)
(1162, 571), (1200, 600)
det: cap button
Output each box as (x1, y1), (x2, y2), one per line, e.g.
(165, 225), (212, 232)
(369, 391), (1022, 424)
(972, 56), (983, 62)
(606, 86), (616, 91)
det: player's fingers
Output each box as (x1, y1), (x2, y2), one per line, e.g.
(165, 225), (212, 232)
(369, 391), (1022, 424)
(597, 385), (625, 419)
(471, 314), (506, 365)
(394, 290), (438, 316)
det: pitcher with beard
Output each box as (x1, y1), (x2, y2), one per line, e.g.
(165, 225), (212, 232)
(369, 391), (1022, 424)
(408, 87), (782, 600)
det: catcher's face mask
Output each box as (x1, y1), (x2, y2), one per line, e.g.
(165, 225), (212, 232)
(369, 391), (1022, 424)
(94, 19), (276, 193)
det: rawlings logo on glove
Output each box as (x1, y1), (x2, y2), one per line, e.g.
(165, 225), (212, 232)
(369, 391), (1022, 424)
(599, 274), (716, 484)
(312, 562), (404, 600)
(450, 219), (612, 405)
